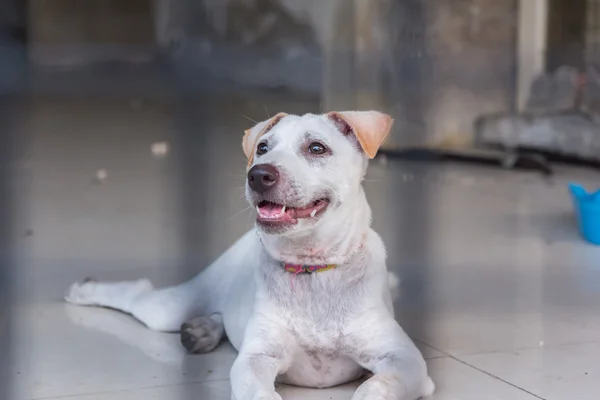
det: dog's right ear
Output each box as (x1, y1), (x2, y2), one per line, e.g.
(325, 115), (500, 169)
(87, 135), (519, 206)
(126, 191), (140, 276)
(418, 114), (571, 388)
(242, 112), (287, 165)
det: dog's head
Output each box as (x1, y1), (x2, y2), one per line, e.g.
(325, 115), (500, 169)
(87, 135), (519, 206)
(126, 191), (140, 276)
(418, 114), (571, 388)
(243, 111), (393, 236)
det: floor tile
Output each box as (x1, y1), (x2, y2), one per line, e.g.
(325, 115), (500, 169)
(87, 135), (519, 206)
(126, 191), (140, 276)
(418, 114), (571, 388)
(40, 380), (231, 400)
(11, 302), (236, 399)
(461, 342), (600, 400)
(10, 298), (445, 400)
(400, 308), (600, 357)
(282, 358), (542, 400)
(45, 358), (541, 400)
(426, 357), (539, 400)
(395, 259), (600, 355)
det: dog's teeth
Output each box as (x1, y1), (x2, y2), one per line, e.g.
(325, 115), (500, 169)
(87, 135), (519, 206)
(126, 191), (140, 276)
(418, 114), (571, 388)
(310, 210), (317, 218)
(281, 206), (286, 214)
(256, 206), (260, 213)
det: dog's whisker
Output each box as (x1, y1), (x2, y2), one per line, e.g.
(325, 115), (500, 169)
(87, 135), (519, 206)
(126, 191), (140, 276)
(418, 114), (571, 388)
(231, 188), (246, 198)
(242, 115), (258, 124)
(228, 205), (253, 220)
(228, 185), (248, 201)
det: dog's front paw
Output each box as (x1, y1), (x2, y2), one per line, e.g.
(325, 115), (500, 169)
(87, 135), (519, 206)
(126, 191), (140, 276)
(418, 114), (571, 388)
(252, 392), (282, 400)
(230, 391), (282, 400)
(352, 374), (407, 400)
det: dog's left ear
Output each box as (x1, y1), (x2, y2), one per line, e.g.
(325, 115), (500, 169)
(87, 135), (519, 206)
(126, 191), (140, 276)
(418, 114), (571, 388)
(327, 111), (393, 158)
(242, 112), (288, 164)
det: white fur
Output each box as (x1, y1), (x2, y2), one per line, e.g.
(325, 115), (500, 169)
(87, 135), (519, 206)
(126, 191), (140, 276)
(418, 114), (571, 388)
(65, 112), (434, 400)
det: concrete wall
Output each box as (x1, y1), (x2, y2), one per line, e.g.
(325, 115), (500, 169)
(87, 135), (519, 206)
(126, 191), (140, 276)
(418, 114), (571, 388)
(157, 0), (332, 93)
(29, 0), (155, 67)
(0, 0), (26, 93)
(0, 1), (21, 31)
(316, 0), (518, 147)
(28, 0), (519, 146)
(424, 0), (518, 147)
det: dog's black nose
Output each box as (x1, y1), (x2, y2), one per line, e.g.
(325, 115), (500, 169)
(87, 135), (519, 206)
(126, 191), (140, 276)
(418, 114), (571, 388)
(248, 164), (279, 194)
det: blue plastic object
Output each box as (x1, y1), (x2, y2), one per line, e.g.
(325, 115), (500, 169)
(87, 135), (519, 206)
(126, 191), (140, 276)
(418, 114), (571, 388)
(569, 183), (600, 245)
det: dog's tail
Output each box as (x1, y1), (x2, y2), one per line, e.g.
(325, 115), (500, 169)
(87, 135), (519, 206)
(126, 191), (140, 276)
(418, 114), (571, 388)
(388, 271), (400, 300)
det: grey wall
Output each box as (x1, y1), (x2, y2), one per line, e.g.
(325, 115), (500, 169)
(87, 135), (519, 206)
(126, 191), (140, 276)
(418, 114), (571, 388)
(28, 0), (518, 146)
(424, 0), (518, 147)
(28, 0), (156, 67)
(157, 0), (329, 93)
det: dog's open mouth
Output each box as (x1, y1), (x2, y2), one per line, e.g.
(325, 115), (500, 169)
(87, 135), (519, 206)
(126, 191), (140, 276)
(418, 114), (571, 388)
(255, 199), (329, 224)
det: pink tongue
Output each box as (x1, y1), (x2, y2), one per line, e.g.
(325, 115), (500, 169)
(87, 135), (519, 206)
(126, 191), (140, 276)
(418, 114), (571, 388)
(259, 203), (284, 217)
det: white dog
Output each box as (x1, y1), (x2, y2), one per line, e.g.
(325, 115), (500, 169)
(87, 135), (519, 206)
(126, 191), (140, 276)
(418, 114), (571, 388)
(65, 110), (434, 400)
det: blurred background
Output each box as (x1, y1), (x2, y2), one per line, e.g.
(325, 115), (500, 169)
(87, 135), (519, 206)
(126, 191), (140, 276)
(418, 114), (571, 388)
(1, 1), (600, 399)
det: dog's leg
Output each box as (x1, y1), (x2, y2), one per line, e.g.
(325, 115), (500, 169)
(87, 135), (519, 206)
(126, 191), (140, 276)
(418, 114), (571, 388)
(65, 278), (153, 310)
(229, 318), (296, 400)
(348, 317), (434, 400)
(64, 231), (258, 333)
(180, 313), (224, 353)
(65, 278), (200, 332)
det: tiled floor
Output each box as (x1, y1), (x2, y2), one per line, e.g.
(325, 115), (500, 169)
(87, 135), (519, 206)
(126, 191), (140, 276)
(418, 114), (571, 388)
(7, 90), (600, 400)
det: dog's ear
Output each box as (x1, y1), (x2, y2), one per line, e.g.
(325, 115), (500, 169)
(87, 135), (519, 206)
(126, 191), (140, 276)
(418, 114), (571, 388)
(242, 112), (288, 165)
(327, 111), (393, 158)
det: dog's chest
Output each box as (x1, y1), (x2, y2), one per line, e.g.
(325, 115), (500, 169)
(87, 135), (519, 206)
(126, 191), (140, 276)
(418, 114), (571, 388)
(281, 350), (362, 388)
(281, 325), (363, 388)
(261, 260), (369, 386)
(264, 264), (366, 319)
(276, 310), (363, 388)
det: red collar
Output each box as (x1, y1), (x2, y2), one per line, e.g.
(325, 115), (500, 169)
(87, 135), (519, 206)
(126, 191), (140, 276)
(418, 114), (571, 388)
(280, 262), (337, 275)
(279, 242), (364, 276)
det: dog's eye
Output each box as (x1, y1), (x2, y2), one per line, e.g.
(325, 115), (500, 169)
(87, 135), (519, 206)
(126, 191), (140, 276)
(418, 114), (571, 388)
(308, 142), (327, 155)
(256, 142), (269, 155)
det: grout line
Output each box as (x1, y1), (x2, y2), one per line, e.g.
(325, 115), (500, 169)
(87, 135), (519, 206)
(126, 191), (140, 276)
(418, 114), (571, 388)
(415, 339), (548, 400)
(423, 355), (447, 360)
(422, 338), (600, 359)
(447, 357), (547, 400)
